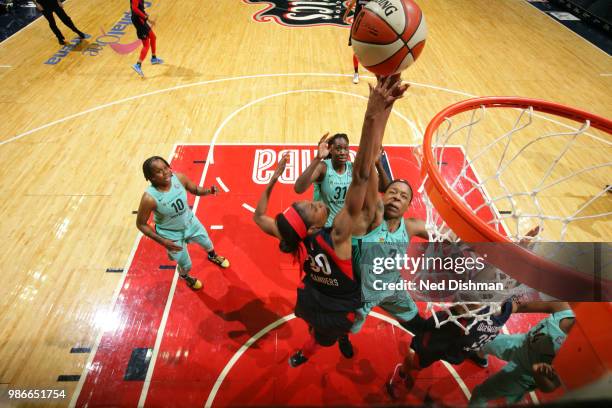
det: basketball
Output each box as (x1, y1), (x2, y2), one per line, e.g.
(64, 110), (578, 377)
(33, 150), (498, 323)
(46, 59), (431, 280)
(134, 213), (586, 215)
(351, 0), (427, 76)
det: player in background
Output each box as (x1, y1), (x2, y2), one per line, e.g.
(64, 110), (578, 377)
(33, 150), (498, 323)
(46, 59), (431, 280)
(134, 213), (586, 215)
(34, 0), (89, 45)
(130, 0), (163, 77)
(295, 133), (353, 228)
(344, 0), (371, 84)
(136, 156), (230, 291)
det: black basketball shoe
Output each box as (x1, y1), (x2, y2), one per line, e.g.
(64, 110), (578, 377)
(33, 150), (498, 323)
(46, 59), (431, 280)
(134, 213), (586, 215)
(288, 350), (308, 368)
(338, 335), (354, 358)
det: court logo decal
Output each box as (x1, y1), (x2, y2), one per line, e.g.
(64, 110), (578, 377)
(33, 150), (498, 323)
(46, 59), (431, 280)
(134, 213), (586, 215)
(243, 0), (351, 28)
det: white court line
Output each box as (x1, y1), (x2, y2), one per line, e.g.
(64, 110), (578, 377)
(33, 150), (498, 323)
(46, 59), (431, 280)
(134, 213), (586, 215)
(137, 271), (179, 407)
(215, 177), (229, 192)
(4, 72), (604, 148)
(242, 203), (256, 213)
(68, 235), (144, 407)
(600, 73), (612, 76)
(0, 73), (473, 147)
(68, 141), (180, 407)
(205, 314), (296, 408)
(204, 89), (420, 168)
(204, 311), (471, 407)
(210, 225), (224, 230)
(0, 65), (11, 68)
(530, 390), (540, 404)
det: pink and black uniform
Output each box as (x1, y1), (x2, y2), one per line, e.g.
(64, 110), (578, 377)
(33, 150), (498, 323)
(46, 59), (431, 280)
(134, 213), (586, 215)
(411, 299), (514, 368)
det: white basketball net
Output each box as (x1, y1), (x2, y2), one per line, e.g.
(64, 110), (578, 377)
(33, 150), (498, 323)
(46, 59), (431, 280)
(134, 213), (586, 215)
(416, 103), (611, 332)
(426, 302), (502, 335)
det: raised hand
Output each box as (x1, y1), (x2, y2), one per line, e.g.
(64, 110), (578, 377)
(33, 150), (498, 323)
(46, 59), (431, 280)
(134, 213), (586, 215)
(316, 132), (331, 159)
(272, 153), (289, 181)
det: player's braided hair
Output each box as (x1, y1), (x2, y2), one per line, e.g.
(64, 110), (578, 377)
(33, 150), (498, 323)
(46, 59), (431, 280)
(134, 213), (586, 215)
(142, 156), (171, 185)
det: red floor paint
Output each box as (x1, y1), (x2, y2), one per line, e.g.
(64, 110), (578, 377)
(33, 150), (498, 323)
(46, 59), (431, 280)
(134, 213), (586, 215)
(76, 145), (555, 407)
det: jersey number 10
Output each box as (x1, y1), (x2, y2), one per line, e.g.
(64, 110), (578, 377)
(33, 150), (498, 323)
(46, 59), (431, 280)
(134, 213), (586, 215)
(171, 199), (185, 213)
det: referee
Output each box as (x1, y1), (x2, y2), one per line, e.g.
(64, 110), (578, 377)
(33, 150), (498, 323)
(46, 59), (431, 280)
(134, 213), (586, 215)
(34, 0), (88, 45)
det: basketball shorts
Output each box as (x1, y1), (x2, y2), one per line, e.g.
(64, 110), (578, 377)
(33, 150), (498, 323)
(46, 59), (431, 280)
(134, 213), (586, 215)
(131, 15), (150, 40)
(156, 217), (213, 273)
(410, 317), (467, 368)
(295, 286), (356, 347)
(351, 289), (418, 333)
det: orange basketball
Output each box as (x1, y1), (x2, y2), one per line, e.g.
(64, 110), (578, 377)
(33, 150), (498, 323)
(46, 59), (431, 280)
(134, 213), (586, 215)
(351, 0), (427, 76)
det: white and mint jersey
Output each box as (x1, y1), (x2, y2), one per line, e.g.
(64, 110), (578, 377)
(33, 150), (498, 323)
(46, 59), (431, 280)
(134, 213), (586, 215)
(316, 159), (353, 227)
(147, 174), (194, 232)
(352, 218), (410, 302)
(353, 218), (409, 246)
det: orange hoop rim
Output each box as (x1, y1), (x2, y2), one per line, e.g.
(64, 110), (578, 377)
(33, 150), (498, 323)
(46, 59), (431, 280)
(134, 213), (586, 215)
(421, 96), (612, 300)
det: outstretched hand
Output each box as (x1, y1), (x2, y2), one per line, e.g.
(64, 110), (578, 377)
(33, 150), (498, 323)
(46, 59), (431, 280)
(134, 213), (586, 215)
(367, 74), (410, 113)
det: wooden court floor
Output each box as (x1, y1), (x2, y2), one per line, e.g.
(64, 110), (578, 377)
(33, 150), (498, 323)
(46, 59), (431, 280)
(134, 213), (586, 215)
(0, 1), (610, 407)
